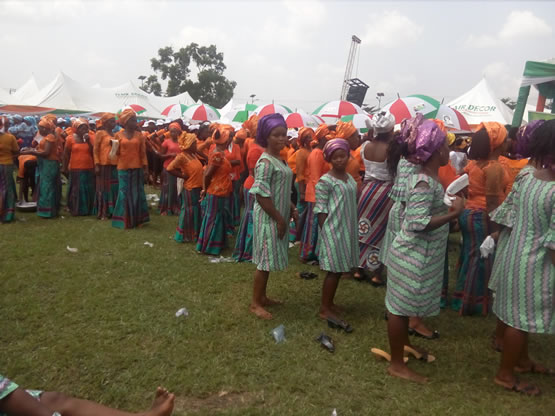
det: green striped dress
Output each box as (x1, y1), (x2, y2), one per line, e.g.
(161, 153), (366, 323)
(380, 158), (419, 265)
(491, 172), (554, 334)
(314, 173), (359, 273)
(385, 173), (449, 317)
(250, 152), (293, 272)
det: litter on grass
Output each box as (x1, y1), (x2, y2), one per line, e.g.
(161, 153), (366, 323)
(144, 241), (154, 248)
(146, 194), (160, 202)
(208, 256), (235, 263)
(175, 307), (189, 318)
(270, 324), (286, 343)
(66, 246), (78, 253)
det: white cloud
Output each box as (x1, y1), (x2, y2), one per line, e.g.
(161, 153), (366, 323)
(362, 11), (423, 48)
(483, 62), (521, 98)
(0, 0), (87, 22)
(465, 10), (551, 48)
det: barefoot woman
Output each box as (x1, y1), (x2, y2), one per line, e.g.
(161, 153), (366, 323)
(249, 113), (295, 319)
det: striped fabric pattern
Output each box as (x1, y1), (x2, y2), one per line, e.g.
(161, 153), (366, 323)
(36, 158), (62, 219)
(492, 173), (554, 334)
(112, 168), (150, 229)
(0, 374), (18, 400)
(94, 164), (118, 219)
(196, 194), (230, 255)
(67, 169), (95, 216)
(175, 187), (201, 243)
(251, 153), (293, 271)
(158, 169), (180, 215)
(314, 173), (359, 273)
(357, 179), (393, 270)
(232, 187), (254, 262)
(0, 164), (16, 223)
(385, 174), (449, 317)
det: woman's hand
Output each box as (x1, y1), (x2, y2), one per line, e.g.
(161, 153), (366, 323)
(450, 195), (465, 215)
(199, 189), (206, 202)
(290, 203), (298, 222)
(276, 216), (287, 240)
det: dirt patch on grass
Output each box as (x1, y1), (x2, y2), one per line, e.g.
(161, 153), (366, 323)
(174, 391), (262, 414)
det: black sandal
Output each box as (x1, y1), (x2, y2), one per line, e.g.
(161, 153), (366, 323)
(408, 327), (440, 340)
(327, 317), (353, 333)
(495, 377), (542, 396)
(316, 333), (335, 353)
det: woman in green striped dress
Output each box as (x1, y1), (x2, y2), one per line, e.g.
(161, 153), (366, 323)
(315, 139), (359, 325)
(490, 120), (555, 396)
(249, 114), (296, 320)
(384, 114), (464, 384)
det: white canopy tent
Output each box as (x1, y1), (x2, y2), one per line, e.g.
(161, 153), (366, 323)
(448, 78), (514, 126)
(13, 75), (40, 103)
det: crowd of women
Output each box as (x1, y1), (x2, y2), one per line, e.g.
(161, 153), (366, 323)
(0, 109), (553, 394)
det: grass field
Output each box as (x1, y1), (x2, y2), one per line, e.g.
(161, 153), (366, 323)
(1, 194), (554, 415)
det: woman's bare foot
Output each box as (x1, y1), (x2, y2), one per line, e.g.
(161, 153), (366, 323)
(262, 297), (283, 306)
(318, 307), (341, 321)
(409, 318), (434, 338)
(249, 303), (273, 319)
(144, 387), (175, 416)
(387, 364), (428, 384)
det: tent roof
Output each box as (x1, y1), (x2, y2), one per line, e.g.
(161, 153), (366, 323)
(13, 75), (40, 103)
(447, 78), (513, 126)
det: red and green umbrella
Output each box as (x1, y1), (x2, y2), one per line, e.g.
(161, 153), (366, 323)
(425, 104), (470, 131)
(117, 104), (146, 116)
(183, 104), (220, 122)
(285, 112), (321, 128)
(221, 104), (258, 123)
(340, 113), (373, 132)
(312, 100), (364, 120)
(381, 95), (440, 124)
(254, 103), (293, 118)
(161, 104), (188, 119)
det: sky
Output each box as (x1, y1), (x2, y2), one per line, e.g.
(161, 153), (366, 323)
(1, 0), (554, 112)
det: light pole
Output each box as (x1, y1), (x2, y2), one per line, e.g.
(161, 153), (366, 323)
(376, 92), (384, 109)
(249, 94), (256, 104)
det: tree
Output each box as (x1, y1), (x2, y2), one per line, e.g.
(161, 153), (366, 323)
(501, 97), (517, 110)
(142, 75), (162, 96)
(147, 43), (236, 107)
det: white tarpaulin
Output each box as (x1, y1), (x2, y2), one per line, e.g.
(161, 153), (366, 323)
(448, 78), (514, 126)
(13, 75), (40, 103)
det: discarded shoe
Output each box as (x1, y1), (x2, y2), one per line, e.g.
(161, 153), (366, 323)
(327, 317), (353, 333)
(316, 333), (335, 353)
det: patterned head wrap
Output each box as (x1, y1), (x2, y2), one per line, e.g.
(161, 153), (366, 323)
(24, 116), (36, 125)
(515, 119), (545, 158)
(72, 118), (88, 131)
(169, 122), (182, 132)
(213, 124), (235, 145)
(118, 109), (136, 126)
(372, 111), (396, 133)
(13, 115), (23, 124)
(242, 114), (259, 138)
(256, 113), (287, 147)
(430, 119), (447, 133)
(335, 120), (357, 139)
(475, 121), (507, 151)
(98, 112), (116, 129)
(401, 113), (447, 164)
(314, 124), (330, 141)
(298, 127), (315, 147)
(178, 132), (197, 151)
(43, 114), (57, 125)
(323, 138), (351, 162)
(234, 128), (248, 141)
(38, 117), (55, 132)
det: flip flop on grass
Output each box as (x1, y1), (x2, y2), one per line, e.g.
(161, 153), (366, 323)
(370, 348), (409, 363)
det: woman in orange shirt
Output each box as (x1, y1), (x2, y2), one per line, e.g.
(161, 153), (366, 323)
(158, 122), (182, 215)
(111, 109), (149, 229)
(168, 132), (204, 243)
(452, 122), (510, 316)
(300, 124), (332, 262)
(20, 117), (61, 218)
(93, 113), (118, 219)
(0, 117), (19, 223)
(196, 124), (234, 255)
(63, 118), (95, 216)
(293, 128), (313, 225)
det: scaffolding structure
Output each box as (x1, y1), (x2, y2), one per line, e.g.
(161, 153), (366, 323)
(340, 35), (362, 101)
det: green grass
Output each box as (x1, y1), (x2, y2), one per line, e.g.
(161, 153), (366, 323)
(1, 194), (554, 415)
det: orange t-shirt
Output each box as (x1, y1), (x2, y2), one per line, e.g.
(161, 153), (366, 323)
(498, 156), (529, 192)
(464, 160), (510, 211)
(167, 153), (203, 191)
(94, 130), (117, 166)
(67, 136), (94, 170)
(207, 150), (233, 196)
(287, 148), (297, 174)
(438, 161), (459, 190)
(243, 143), (264, 190)
(353, 146), (365, 172)
(161, 138), (181, 169)
(295, 148), (310, 183)
(39, 134), (60, 161)
(305, 148), (330, 203)
(115, 130), (148, 170)
(280, 146), (289, 162)
(347, 150), (362, 188)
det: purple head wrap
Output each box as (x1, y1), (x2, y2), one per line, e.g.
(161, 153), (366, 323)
(515, 119), (545, 158)
(323, 138), (350, 162)
(256, 113), (287, 147)
(400, 113), (446, 164)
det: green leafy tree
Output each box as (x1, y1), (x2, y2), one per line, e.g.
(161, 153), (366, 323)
(141, 75), (162, 96)
(501, 97), (517, 110)
(148, 43), (236, 107)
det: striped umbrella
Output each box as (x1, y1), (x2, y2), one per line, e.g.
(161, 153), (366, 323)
(183, 104), (220, 122)
(117, 104), (146, 116)
(285, 112), (321, 128)
(381, 95), (440, 124)
(161, 104), (188, 119)
(340, 113), (373, 132)
(254, 103), (293, 118)
(312, 100), (364, 121)
(426, 104), (471, 131)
